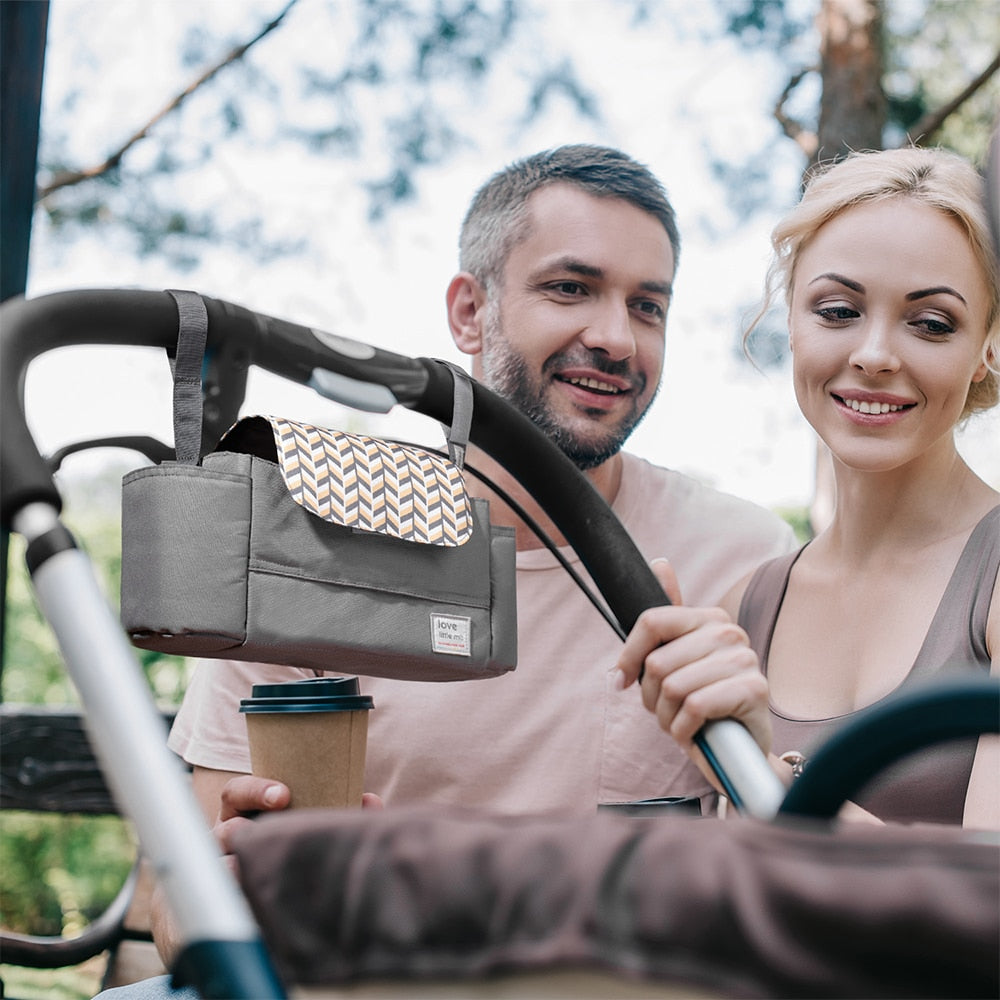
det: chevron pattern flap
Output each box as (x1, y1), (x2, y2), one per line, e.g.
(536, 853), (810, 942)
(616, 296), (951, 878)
(268, 416), (473, 546)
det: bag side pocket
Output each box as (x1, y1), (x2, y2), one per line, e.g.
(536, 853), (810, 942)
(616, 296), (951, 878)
(488, 523), (517, 671)
(120, 461), (252, 654)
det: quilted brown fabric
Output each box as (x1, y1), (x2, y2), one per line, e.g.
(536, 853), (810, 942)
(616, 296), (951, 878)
(230, 806), (999, 999)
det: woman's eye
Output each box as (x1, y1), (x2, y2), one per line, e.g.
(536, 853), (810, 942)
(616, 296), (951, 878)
(815, 305), (858, 323)
(914, 316), (955, 336)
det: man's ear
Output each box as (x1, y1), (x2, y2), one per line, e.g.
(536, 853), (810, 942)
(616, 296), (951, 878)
(447, 272), (487, 356)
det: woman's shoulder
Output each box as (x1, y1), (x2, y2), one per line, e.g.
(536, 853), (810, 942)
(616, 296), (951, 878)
(735, 547), (805, 625)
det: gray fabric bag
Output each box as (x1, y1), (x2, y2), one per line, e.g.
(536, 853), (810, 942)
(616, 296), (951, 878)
(119, 290), (516, 682)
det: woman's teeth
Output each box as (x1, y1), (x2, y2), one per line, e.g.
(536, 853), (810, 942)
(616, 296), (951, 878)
(843, 398), (905, 414)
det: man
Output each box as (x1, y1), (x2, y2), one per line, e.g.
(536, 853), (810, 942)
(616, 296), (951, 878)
(98, 145), (796, 995)
(166, 144), (796, 827)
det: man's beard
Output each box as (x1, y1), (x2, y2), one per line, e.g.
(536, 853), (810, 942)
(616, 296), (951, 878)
(479, 307), (657, 471)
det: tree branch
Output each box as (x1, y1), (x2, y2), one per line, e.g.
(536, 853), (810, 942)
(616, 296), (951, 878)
(773, 64), (819, 159)
(902, 47), (1000, 146)
(38, 0), (299, 199)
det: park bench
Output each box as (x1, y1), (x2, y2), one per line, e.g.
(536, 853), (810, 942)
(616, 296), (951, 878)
(1, 704), (181, 992)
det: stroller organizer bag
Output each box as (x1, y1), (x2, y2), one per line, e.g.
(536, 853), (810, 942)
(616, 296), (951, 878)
(120, 291), (516, 682)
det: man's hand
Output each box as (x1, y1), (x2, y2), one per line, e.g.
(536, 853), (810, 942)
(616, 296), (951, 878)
(214, 776), (384, 852)
(152, 768), (384, 965)
(213, 775), (290, 852)
(215, 775), (384, 822)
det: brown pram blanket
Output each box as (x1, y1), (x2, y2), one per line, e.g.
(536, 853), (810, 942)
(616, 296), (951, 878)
(230, 806), (999, 999)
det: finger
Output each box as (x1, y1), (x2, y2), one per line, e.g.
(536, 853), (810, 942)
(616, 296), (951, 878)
(612, 562), (684, 688)
(219, 775), (290, 821)
(615, 605), (730, 693)
(362, 792), (385, 810)
(656, 662), (770, 752)
(638, 616), (750, 693)
(636, 618), (758, 725)
(216, 815), (257, 856)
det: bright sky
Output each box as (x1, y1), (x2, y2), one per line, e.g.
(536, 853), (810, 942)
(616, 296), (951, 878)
(24, 0), (1000, 511)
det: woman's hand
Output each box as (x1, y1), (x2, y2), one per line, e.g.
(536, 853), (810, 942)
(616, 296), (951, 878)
(613, 561), (772, 789)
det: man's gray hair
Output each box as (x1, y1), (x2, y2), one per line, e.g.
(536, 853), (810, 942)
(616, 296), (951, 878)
(459, 144), (681, 293)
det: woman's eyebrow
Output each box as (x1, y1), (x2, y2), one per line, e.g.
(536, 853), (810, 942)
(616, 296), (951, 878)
(808, 272), (864, 292)
(906, 285), (967, 305)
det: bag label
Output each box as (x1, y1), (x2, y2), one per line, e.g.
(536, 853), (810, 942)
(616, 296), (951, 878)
(431, 614), (472, 657)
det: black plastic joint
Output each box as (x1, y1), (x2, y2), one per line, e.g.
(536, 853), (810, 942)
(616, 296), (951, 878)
(25, 523), (78, 575)
(171, 939), (287, 999)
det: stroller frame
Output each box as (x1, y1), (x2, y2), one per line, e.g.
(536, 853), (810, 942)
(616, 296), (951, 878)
(2, 288), (997, 998)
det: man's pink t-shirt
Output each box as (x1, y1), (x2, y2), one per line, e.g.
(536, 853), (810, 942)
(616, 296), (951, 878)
(168, 452), (795, 816)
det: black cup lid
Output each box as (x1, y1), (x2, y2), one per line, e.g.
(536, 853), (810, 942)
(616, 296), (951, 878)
(240, 676), (373, 714)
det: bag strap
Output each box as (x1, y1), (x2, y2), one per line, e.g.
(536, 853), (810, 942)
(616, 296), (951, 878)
(164, 299), (473, 472)
(166, 289), (208, 466)
(439, 361), (473, 471)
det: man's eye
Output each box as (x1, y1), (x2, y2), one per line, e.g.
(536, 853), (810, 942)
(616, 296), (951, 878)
(634, 300), (665, 321)
(550, 281), (586, 296)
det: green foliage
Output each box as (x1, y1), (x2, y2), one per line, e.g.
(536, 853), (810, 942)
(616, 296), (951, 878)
(775, 504), (813, 545)
(0, 964), (100, 1000)
(719, 0), (812, 47)
(884, 0), (1000, 163)
(0, 812), (135, 937)
(3, 465), (192, 707)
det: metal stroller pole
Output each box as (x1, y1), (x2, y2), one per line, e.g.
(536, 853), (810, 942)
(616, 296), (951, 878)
(13, 500), (287, 998)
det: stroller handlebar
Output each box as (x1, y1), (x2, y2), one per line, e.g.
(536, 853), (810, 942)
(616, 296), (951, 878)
(0, 288), (429, 523)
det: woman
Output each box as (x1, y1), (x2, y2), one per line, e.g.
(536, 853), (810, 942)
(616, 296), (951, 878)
(615, 146), (999, 829)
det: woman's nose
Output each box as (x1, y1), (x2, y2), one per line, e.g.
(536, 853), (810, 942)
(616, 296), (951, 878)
(849, 320), (900, 375)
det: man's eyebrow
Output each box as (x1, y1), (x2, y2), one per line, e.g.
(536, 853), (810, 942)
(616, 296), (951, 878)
(639, 279), (673, 298)
(535, 256), (603, 280)
(906, 285), (967, 306)
(534, 257), (672, 296)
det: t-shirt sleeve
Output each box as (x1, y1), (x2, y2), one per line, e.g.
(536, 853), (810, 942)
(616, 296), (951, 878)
(168, 659), (317, 772)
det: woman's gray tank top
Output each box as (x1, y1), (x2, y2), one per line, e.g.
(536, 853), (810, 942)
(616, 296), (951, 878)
(738, 505), (999, 825)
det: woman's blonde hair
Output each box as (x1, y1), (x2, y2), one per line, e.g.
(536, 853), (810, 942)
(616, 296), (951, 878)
(748, 147), (1000, 419)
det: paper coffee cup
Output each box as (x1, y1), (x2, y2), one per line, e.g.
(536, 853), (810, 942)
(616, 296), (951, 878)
(240, 676), (374, 809)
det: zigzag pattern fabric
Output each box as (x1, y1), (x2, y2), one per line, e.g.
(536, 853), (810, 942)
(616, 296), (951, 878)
(268, 416), (473, 546)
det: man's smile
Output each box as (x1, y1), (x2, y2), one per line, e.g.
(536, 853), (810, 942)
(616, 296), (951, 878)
(555, 374), (628, 396)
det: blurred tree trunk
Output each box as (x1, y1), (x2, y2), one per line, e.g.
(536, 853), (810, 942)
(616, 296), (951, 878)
(814, 0), (885, 166)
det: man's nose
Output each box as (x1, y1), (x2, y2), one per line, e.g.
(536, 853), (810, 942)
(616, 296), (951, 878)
(849, 319), (900, 376)
(580, 301), (637, 361)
